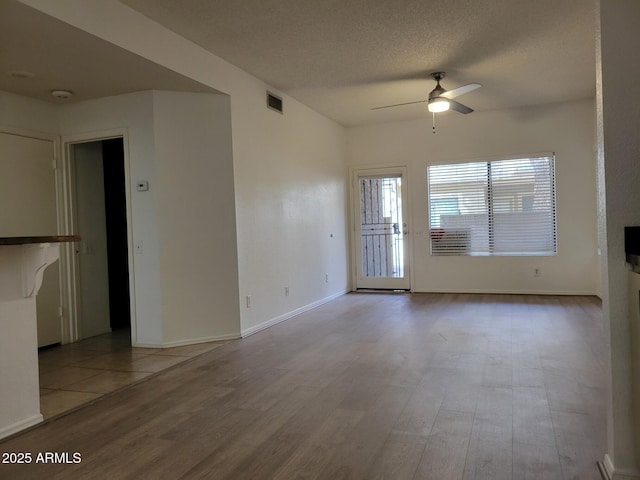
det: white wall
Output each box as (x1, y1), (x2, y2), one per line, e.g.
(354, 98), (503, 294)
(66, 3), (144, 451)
(0, 91), (57, 134)
(20, 0), (350, 337)
(54, 84), (347, 343)
(230, 76), (348, 334)
(347, 99), (599, 295)
(597, 0), (640, 475)
(153, 91), (240, 343)
(57, 91), (244, 346)
(58, 91), (163, 345)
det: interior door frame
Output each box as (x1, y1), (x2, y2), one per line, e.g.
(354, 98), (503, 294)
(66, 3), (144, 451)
(59, 128), (136, 345)
(349, 165), (412, 291)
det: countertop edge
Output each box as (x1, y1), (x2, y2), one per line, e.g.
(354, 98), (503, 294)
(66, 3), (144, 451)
(0, 235), (81, 246)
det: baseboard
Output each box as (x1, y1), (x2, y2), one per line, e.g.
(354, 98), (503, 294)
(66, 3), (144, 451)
(410, 288), (600, 296)
(133, 332), (240, 349)
(133, 291), (349, 346)
(601, 454), (640, 480)
(0, 414), (43, 440)
(355, 289), (410, 294)
(241, 290), (348, 338)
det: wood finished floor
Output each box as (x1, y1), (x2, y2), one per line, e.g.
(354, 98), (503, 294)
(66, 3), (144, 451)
(0, 293), (606, 479)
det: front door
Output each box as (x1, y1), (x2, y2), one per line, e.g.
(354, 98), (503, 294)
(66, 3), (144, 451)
(354, 168), (410, 290)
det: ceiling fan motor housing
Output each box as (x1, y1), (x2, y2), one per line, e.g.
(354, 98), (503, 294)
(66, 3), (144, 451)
(429, 86), (446, 100)
(429, 72), (447, 99)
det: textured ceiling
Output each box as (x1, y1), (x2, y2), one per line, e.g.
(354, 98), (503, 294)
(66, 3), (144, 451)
(1, 0), (596, 127)
(120, 0), (597, 126)
(0, 0), (219, 106)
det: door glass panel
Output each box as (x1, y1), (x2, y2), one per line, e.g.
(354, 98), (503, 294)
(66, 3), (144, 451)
(359, 176), (404, 278)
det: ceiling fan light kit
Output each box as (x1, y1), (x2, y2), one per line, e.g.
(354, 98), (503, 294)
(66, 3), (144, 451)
(428, 97), (450, 113)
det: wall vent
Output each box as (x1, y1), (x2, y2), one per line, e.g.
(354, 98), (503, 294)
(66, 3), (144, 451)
(267, 92), (283, 114)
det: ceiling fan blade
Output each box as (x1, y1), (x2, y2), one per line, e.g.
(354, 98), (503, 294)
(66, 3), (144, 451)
(449, 100), (474, 114)
(372, 100), (427, 110)
(441, 83), (481, 100)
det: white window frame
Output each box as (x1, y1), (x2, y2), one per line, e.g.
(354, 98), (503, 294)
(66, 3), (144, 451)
(427, 154), (557, 257)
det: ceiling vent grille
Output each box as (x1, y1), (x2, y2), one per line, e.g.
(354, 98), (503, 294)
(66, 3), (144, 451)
(267, 92), (283, 114)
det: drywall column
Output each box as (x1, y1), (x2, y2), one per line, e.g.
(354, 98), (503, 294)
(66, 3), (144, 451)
(153, 91), (241, 344)
(597, 0), (640, 477)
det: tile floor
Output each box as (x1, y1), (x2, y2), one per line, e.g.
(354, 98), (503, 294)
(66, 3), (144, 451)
(38, 329), (230, 419)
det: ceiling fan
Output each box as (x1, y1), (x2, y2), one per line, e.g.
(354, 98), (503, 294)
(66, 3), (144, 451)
(373, 72), (481, 114)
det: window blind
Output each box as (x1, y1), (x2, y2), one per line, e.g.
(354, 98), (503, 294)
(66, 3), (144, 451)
(427, 155), (556, 256)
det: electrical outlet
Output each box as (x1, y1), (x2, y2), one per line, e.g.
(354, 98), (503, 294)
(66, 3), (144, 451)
(325, 273), (329, 283)
(534, 268), (541, 277)
(246, 295), (251, 308)
(285, 287), (290, 296)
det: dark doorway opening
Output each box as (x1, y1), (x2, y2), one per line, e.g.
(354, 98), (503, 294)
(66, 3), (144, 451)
(102, 138), (131, 331)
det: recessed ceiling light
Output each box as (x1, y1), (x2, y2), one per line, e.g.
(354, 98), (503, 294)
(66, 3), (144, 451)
(7, 70), (35, 79)
(51, 90), (74, 99)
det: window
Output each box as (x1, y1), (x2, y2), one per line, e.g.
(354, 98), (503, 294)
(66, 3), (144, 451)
(427, 154), (556, 256)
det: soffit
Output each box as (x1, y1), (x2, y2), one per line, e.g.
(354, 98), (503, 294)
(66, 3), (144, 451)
(0, 0), (220, 106)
